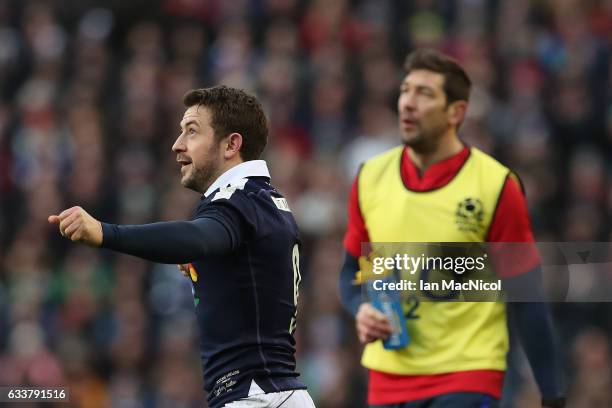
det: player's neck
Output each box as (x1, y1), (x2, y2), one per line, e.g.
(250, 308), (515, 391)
(408, 131), (463, 174)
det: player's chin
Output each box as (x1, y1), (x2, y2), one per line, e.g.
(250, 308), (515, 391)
(179, 171), (192, 187)
(401, 132), (420, 146)
(180, 174), (201, 192)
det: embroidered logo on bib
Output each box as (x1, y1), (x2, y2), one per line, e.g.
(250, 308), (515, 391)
(455, 197), (485, 233)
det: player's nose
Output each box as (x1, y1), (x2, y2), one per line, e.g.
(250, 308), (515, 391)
(400, 94), (417, 111)
(172, 135), (186, 153)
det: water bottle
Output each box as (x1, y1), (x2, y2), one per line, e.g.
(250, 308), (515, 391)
(367, 276), (410, 349)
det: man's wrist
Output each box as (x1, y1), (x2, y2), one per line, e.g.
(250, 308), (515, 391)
(100, 223), (117, 248)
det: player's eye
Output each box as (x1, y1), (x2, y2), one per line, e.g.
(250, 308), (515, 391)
(188, 128), (197, 135)
(418, 88), (434, 97)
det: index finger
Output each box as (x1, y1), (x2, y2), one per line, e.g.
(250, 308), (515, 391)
(58, 206), (80, 219)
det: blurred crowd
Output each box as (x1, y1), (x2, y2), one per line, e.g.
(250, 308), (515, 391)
(0, 0), (611, 407)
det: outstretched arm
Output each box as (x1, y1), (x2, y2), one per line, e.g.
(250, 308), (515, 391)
(48, 206), (239, 264)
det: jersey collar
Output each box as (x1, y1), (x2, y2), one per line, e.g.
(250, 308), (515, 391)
(203, 160), (271, 197)
(401, 145), (470, 191)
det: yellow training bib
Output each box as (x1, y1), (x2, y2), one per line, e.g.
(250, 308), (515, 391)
(358, 146), (510, 375)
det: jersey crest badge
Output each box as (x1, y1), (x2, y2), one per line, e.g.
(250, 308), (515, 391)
(455, 197), (485, 233)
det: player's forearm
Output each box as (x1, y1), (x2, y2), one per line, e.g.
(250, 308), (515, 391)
(101, 217), (235, 263)
(505, 267), (564, 399)
(338, 251), (363, 316)
(509, 301), (563, 398)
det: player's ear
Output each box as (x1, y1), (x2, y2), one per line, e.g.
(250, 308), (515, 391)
(224, 133), (243, 160)
(447, 100), (468, 127)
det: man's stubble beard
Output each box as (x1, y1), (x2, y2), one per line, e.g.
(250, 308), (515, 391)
(182, 147), (222, 194)
(401, 120), (449, 154)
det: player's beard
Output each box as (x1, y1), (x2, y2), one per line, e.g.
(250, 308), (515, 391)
(401, 118), (449, 154)
(181, 145), (222, 194)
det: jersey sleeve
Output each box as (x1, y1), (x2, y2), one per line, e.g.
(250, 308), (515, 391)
(486, 174), (541, 278)
(343, 173), (370, 258)
(101, 218), (234, 263)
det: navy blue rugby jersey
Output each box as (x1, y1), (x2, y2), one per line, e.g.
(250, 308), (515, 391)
(189, 171), (305, 407)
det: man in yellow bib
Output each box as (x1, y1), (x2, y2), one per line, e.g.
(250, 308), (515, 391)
(339, 49), (565, 408)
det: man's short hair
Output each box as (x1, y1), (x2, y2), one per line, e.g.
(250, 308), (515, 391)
(183, 86), (268, 161)
(403, 49), (472, 104)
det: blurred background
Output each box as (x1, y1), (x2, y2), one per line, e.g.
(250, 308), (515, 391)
(0, 0), (611, 407)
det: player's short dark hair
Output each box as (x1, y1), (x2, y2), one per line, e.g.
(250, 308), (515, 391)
(403, 49), (472, 104)
(183, 86), (268, 161)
